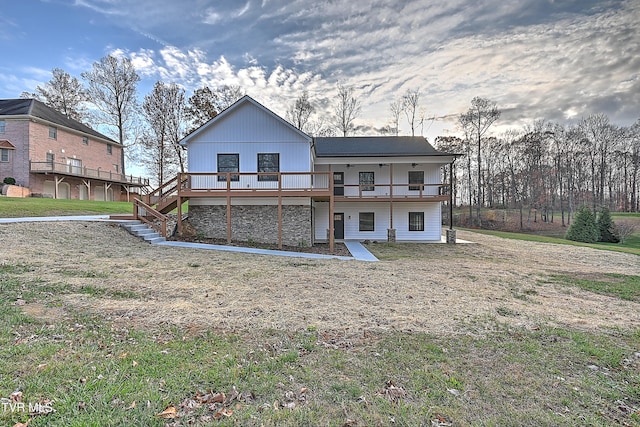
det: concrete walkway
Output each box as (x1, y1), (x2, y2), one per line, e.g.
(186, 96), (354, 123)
(0, 215), (377, 261)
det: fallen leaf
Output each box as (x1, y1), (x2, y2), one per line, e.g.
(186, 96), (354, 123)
(127, 401), (136, 410)
(10, 391), (23, 402)
(156, 405), (177, 419)
(213, 408), (233, 419)
(118, 352), (128, 359)
(13, 420), (29, 427)
(132, 360), (138, 367)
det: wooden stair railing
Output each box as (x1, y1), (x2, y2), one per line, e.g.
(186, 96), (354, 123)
(142, 175), (190, 214)
(133, 198), (167, 237)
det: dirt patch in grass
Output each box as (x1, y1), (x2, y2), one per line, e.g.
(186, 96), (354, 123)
(1, 221), (639, 338)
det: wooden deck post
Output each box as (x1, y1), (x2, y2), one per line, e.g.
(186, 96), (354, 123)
(389, 163), (394, 230)
(329, 170), (335, 253)
(226, 173), (232, 244)
(278, 173), (283, 249)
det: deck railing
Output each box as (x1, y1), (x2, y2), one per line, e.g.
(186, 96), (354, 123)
(181, 171), (332, 194)
(133, 198), (167, 237)
(30, 161), (149, 186)
(335, 183), (449, 199)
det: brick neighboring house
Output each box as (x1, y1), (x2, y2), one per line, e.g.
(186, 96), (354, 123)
(0, 99), (148, 201)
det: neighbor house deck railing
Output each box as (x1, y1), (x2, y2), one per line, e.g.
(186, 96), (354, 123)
(30, 161), (149, 186)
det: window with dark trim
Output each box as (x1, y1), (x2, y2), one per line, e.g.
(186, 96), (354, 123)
(409, 171), (424, 191)
(359, 212), (375, 231)
(106, 144), (112, 155)
(82, 136), (89, 145)
(218, 153), (239, 181)
(46, 152), (55, 164)
(0, 148), (9, 162)
(0, 120), (6, 133)
(409, 212), (424, 231)
(359, 171), (375, 191)
(49, 126), (57, 139)
(257, 153), (279, 181)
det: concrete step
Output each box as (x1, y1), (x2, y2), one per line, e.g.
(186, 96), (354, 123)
(119, 220), (165, 244)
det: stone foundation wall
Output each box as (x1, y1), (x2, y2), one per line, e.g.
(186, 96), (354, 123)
(188, 204), (312, 247)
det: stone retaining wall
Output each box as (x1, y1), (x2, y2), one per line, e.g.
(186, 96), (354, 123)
(188, 204), (313, 247)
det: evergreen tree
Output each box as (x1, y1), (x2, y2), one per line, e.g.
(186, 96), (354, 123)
(565, 205), (599, 243)
(596, 207), (619, 243)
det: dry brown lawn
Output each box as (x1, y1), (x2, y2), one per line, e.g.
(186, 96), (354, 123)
(2, 221), (639, 338)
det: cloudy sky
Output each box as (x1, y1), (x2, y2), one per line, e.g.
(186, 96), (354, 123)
(1, 0), (639, 143)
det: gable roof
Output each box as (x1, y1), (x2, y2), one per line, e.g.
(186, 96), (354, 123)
(0, 140), (16, 149)
(180, 95), (311, 145)
(314, 136), (455, 157)
(0, 99), (116, 143)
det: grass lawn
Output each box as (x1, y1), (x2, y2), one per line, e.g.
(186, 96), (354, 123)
(1, 262), (639, 426)
(466, 228), (640, 256)
(0, 197), (133, 217)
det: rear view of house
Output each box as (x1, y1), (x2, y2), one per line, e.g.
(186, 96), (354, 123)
(0, 99), (148, 200)
(167, 95), (456, 249)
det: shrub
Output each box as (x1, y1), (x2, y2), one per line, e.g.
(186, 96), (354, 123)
(596, 207), (619, 243)
(566, 205), (599, 243)
(3, 177), (16, 185)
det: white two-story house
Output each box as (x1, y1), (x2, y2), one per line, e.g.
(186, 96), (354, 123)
(148, 96), (456, 251)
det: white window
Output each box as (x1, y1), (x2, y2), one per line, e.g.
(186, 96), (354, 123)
(217, 153), (239, 182)
(408, 171), (424, 191)
(49, 126), (57, 139)
(409, 212), (425, 231)
(359, 212), (375, 231)
(257, 153), (279, 181)
(0, 120), (6, 133)
(0, 148), (9, 162)
(359, 171), (375, 191)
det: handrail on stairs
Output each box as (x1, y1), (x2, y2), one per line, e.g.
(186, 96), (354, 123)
(133, 198), (167, 237)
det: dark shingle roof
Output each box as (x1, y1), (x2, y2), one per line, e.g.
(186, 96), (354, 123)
(314, 136), (452, 157)
(0, 99), (116, 143)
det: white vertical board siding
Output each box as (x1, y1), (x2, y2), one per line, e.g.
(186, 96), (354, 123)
(313, 201), (442, 241)
(394, 202), (442, 241)
(186, 102), (311, 173)
(340, 165), (391, 197)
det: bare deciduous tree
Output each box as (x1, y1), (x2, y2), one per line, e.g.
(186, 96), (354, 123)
(21, 68), (88, 122)
(286, 91), (315, 132)
(185, 85), (245, 133)
(141, 82), (187, 185)
(332, 84), (361, 137)
(459, 97), (500, 226)
(389, 100), (403, 136)
(82, 55), (141, 174)
(402, 89), (422, 136)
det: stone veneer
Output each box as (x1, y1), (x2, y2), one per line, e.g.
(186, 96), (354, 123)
(188, 204), (313, 247)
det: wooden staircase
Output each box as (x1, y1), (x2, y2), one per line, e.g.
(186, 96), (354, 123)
(112, 175), (190, 237)
(144, 175), (190, 214)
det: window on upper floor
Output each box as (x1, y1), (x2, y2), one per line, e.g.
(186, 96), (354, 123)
(218, 153), (239, 181)
(257, 153), (279, 182)
(409, 212), (425, 231)
(0, 120), (6, 133)
(409, 171), (424, 191)
(359, 171), (375, 191)
(46, 152), (55, 163)
(107, 144), (112, 155)
(49, 126), (57, 139)
(82, 136), (89, 145)
(0, 149), (9, 162)
(359, 212), (375, 231)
